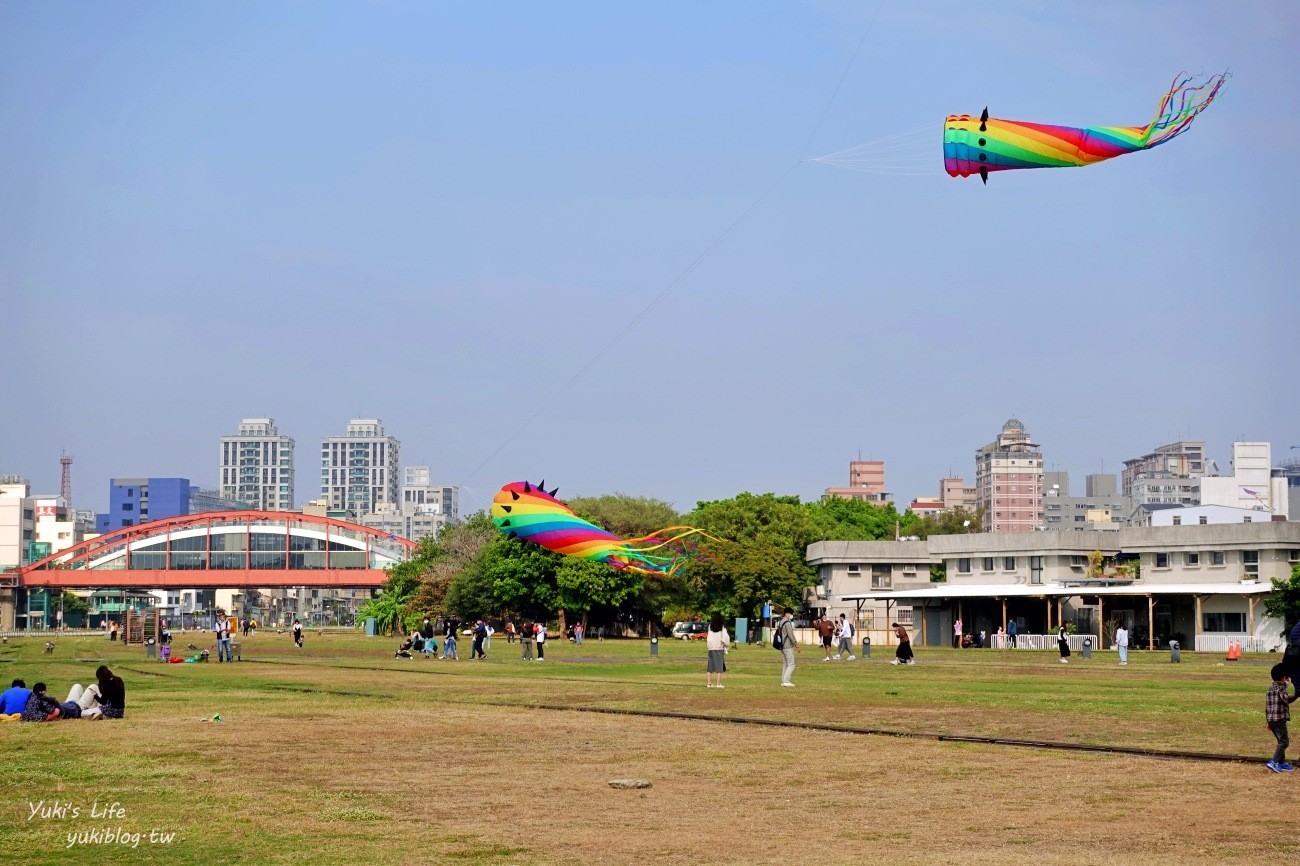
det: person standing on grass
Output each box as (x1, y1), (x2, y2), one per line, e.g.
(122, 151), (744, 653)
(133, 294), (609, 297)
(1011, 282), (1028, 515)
(110, 620), (119, 642)
(1057, 624), (1071, 664)
(536, 621), (547, 660)
(293, 619), (303, 648)
(891, 622), (914, 666)
(1007, 617), (1018, 648)
(421, 617), (435, 646)
(777, 608), (799, 687)
(506, 621), (516, 644)
(471, 620), (488, 660)
(953, 617), (962, 649)
(815, 616), (835, 661)
(834, 614), (855, 660)
(706, 614), (729, 688)
(443, 631), (458, 660)
(1266, 662), (1297, 772)
(1116, 623), (1129, 666)
(575, 622), (584, 645)
(520, 620), (534, 660)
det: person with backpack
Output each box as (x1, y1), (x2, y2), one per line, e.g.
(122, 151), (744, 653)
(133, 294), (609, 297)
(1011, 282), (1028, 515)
(774, 608), (799, 687)
(834, 614), (855, 661)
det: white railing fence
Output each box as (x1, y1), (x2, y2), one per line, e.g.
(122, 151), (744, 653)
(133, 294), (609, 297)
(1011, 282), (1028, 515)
(1194, 634), (1287, 653)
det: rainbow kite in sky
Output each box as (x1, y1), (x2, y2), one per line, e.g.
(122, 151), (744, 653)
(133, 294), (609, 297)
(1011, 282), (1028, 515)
(490, 480), (714, 576)
(944, 72), (1228, 183)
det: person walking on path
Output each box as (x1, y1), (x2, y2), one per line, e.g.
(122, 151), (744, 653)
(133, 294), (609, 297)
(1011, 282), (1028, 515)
(519, 620), (534, 660)
(575, 622), (584, 645)
(535, 621), (547, 660)
(1266, 662), (1297, 772)
(292, 619), (304, 648)
(776, 608), (799, 686)
(484, 622), (494, 651)
(442, 631), (458, 660)
(1057, 624), (1071, 664)
(834, 614), (856, 660)
(706, 614), (729, 688)
(891, 622), (914, 665)
(1007, 618), (1018, 648)
(953, 617), (962, 649)
(1116, 623), (1129, 666)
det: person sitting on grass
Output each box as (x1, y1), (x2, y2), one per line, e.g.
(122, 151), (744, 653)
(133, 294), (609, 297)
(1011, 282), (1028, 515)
(63, 682), (104, 720)
(95, 666), (126, 719)
(21, 683), (62, 722)
(1, 678), (32, 721)
(395, 636), (414, 659)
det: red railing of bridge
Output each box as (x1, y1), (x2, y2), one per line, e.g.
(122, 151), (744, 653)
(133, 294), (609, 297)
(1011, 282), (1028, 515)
(16, 510), (419, 589)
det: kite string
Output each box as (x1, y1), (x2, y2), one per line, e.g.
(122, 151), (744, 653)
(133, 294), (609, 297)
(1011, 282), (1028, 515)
(456, 2), (890, 493)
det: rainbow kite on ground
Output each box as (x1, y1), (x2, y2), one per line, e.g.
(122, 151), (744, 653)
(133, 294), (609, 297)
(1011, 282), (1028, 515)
(490, 481), (713, 576)
(944, 72), (1228, 183)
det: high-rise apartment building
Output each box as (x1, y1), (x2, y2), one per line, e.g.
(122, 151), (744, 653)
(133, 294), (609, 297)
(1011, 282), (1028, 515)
(1041, 472), (1124, 531)
(975, 418), (1043, 533)
(1121, 441), (1205, 497)
(402, 466), (459, 523)
(321, 419), (400, 517)
(824, 460), (891, 504)
(220, 418), (295, 511)
(939, 477), (976, 512)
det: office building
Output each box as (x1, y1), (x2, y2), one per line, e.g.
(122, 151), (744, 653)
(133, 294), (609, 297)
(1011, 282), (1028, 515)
(1041, 472), (1124, 532)
(1199, 441), (1290, 517)
(1121, 441), (1206, 497)
(402, 466), (459, 523)
(824, 460), (891, 504)
(975, 419), (1043, 533)
(220, 418), (295, 510)
(321, 419), (400, 517)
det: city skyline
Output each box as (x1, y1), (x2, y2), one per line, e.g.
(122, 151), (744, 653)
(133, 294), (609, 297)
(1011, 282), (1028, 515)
(3, 3), (1296, 518)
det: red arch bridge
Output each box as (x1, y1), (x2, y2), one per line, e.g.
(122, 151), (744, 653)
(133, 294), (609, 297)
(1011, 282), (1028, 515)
(15, 511), (418, 589)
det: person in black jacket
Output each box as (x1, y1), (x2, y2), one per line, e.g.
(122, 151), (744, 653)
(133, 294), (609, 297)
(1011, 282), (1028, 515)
(95, 666), (126, 719)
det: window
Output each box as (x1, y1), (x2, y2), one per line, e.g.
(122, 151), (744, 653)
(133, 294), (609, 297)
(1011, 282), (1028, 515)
(982, 557), (995, 572)
(1199, 515), (1208, 525)
(1004, 557), (1016, 571)
(1243, 516), (1252, 523)
(122, 503), (134, 512)
(127, 488), (134, 497)
(957, 558), (971, 574)
(1203, 612), (1246, 632)
(1290, 550), (1300, 563)
(1030, 556), (1043, 585)
(896, 607), (914, 625)
(1243, 550), (1259, 576)
(846, 563), (860, 574)
(871, 565), (892, 589)
(1155, 553), (1169, 568)
(1185, 552), (1200, 566)
(1211, 551), (1225, 566)
(1071, 555), (1088, 567)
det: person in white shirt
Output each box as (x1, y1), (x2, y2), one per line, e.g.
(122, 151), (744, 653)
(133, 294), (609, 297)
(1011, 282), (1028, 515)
(535, 622), (547, 660)
(833, 614), (856, 660)
(1116, 624), (1129, 666)
(705, 614), (730, 688)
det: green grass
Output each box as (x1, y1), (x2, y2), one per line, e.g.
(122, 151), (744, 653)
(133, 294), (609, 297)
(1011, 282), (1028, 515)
(0, 630), (1287, 865)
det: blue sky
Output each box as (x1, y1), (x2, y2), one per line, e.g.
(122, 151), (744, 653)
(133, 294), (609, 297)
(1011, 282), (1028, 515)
(2, 1), (1296, 515)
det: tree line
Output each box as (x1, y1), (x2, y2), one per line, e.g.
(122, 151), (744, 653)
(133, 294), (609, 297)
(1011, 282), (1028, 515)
(357, 491), (983, 636)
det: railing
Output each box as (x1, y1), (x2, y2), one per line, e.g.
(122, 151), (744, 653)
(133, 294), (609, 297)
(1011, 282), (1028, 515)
(1194, 634), (1287, 653)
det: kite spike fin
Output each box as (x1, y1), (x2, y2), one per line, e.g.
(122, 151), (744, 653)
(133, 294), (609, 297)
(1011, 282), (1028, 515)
(979, 107), (988, 131)
(523, 481), (531, 493)
(548, 487), (558, 497)
(538, 479), (546, 492)
(979, 166), (988, 184)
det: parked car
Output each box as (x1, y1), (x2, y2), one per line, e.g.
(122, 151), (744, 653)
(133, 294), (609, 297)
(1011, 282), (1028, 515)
(671, 621), (708, 640)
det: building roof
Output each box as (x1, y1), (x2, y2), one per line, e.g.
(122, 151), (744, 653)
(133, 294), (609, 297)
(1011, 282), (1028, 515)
(840, 582), (1273, 601)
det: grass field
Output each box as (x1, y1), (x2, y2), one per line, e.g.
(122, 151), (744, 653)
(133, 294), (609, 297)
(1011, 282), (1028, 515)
(1, 630), (1295, 865)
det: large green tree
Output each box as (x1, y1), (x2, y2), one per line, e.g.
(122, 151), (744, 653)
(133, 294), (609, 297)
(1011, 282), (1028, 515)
(1264, 563), (1300, 636)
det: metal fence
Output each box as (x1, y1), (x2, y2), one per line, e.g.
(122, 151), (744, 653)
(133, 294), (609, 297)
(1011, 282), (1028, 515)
(1194, 634), (1287, 653)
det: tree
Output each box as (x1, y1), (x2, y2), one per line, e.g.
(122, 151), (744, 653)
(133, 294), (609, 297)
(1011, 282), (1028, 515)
(905, 507), (984, 539)
(554, 557), (643, 627)
(1264, 564), (1300, 636)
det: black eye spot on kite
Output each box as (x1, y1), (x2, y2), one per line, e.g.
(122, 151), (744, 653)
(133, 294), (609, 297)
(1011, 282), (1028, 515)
(978, 138), (986, 146)
(500, 519), (511, 527)
(500, 505), (512, 513)
(508, 531), (518, 539)
(979, 154), (986, 162)
(511, 491), (519, 501)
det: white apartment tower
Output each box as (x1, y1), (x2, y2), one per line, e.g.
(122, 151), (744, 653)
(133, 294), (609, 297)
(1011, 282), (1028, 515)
(220, 418), (295, 510)
(402, 466), (460, 523)
(975, 418), (1044, 533)
(321, 419), (400, 517)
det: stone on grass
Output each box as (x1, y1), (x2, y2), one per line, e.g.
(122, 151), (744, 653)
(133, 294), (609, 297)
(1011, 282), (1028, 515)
(608, 779), (652, 789)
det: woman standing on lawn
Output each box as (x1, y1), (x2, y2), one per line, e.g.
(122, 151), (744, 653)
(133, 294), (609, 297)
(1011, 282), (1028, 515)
(891, 622), (914, 666)
(1057, 624), (1071, 664)
(706, 614), (729, 688)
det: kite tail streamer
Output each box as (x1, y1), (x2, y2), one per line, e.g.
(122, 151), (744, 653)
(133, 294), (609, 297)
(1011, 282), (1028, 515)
(1140, 72), (1229, 148)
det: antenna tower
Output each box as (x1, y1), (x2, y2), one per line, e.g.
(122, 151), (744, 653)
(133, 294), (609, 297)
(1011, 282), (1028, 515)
(60, 452), (73, 508)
